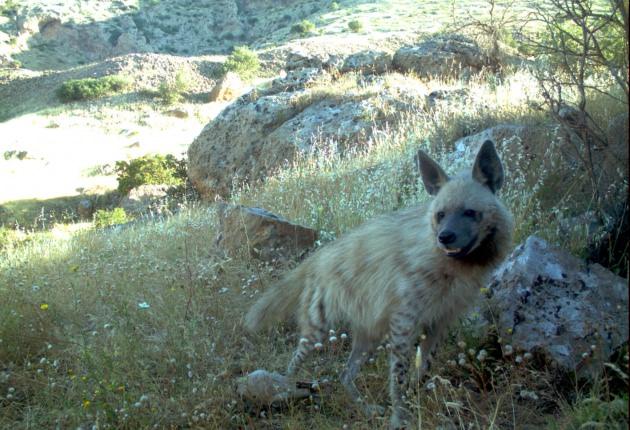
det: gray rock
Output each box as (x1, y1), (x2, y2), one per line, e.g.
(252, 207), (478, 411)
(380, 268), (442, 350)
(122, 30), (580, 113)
(393, 34), (492, 79)
(340, 50), (393, 74)
(216, 204), (317, 263)
(425, 88), (469, 110)
(187, 87), (404, 200)
(270, 68), (330, 93)
(448, 124), (544, 172)
(486, 236), (628, 376)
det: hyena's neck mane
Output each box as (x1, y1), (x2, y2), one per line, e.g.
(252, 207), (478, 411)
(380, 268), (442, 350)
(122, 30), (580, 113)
(454, 226), (511, 269)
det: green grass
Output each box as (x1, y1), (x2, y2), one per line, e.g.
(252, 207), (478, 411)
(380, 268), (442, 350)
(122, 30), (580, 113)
(57, 76), (130, 102)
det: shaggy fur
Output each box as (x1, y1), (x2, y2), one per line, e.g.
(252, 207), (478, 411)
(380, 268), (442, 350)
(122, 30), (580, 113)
(245, 140), (514, 428)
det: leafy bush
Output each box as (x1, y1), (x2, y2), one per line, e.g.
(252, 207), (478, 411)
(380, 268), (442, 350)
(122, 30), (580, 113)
(57, 75), (130, 102)
(115, 154), (186, 196)
(331, 1), (340, 11)
(93, 208), (129, 228)
(222, 46), (260, 81)
(0, 0), (20, 17)
(291, 19), (315, 36)
(348, 20), (363, 32)
(157, 68), (191, 105)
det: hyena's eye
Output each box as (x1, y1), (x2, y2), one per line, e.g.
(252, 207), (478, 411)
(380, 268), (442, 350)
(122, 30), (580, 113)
(436, 211), (445, 222)
(463, 209), (476, 217)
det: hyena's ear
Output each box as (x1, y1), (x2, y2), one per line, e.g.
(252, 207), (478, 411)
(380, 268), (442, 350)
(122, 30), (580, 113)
(472, 140), (504, 193)
(415, 150), (449, 196)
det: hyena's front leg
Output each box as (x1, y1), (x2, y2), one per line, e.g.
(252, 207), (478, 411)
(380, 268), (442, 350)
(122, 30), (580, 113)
(388, 310), (419, 429)
(340, 330), (384, 417)
(411, 322), (447, 386)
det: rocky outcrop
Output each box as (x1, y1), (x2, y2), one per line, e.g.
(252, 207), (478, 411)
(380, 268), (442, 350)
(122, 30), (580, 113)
(270, 68), (330, 92)
(187, 81), (412, 200)
(393, 34), (493, 79)
(485, 236), (628, 376)
(340, 50), (393, 74)
(216, 204), (317, 263)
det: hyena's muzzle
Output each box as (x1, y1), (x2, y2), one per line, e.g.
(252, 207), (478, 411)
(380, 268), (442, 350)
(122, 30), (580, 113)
(436, 208), (483, 258)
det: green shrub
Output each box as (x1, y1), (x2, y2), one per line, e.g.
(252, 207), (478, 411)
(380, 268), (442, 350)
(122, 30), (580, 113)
(57, 75), (130, 102)
(348, 20), (363, 32)
(93, 208), (129, 228)
(222, 46), (260, 81)
(157, 68), (191, 105)
(115, 154), (186, 196)
(331, 1), (340, 11)
(0, 0), (20, 17)
(291, 19), (315, 36)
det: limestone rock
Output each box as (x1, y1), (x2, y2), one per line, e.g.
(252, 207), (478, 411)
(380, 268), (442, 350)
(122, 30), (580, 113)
(208, 72), (245, 102)
(393, 34), (492, 79)
(188, 88), (397, 199)
(270, 67), (330, 92)
(448, 124), (545, 170)
(340, 50), (393, 74)
(486, 236), (628, 376)
(216, 204), (317, 263)
(425, 88), (469, 110)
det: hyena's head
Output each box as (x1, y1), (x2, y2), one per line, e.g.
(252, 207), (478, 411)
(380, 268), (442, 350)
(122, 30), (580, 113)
(415, 140), (512, 262)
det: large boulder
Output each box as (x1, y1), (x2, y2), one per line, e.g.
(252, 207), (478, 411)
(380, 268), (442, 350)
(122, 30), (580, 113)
(447, 124), (546, 172)
(216, 204), (317, 263)
(393, 34), (493, 79)
(340, 50), (393, 74)
(187, 85), (410, 200)
(485, 236), (628, 376)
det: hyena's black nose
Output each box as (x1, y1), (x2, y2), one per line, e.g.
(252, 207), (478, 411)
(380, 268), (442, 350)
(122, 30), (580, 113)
(438, 230), (456, 244)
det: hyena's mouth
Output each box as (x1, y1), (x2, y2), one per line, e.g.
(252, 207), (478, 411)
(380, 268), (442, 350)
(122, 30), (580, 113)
(442, 237), (478, 258)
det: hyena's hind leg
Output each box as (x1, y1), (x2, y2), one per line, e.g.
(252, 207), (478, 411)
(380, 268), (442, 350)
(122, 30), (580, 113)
(286, 287), (328, 375)
(340, 330), (385, 417)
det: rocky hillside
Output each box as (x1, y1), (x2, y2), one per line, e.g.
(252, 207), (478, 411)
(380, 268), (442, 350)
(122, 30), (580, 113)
(0, 0), (330, 69)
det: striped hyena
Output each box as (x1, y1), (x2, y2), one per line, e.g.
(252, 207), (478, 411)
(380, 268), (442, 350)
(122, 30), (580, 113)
(245, 140), (514, 428)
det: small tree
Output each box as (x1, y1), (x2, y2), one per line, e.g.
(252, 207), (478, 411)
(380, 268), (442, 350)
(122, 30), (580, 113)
(291, 19), (315, 36)
(348, 20), (363, 32)
(222, 46), (260, 81)
(525, 0), (629, 210)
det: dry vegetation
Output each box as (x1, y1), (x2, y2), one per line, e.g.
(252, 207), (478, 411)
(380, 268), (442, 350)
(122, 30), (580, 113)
(0, 0), (628, 429)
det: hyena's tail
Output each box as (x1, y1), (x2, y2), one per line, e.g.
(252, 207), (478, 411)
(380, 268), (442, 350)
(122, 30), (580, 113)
(244, 266), (306, 332)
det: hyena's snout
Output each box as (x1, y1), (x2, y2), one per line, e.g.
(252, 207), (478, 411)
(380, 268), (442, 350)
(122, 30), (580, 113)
(436, 213), (479, 257)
